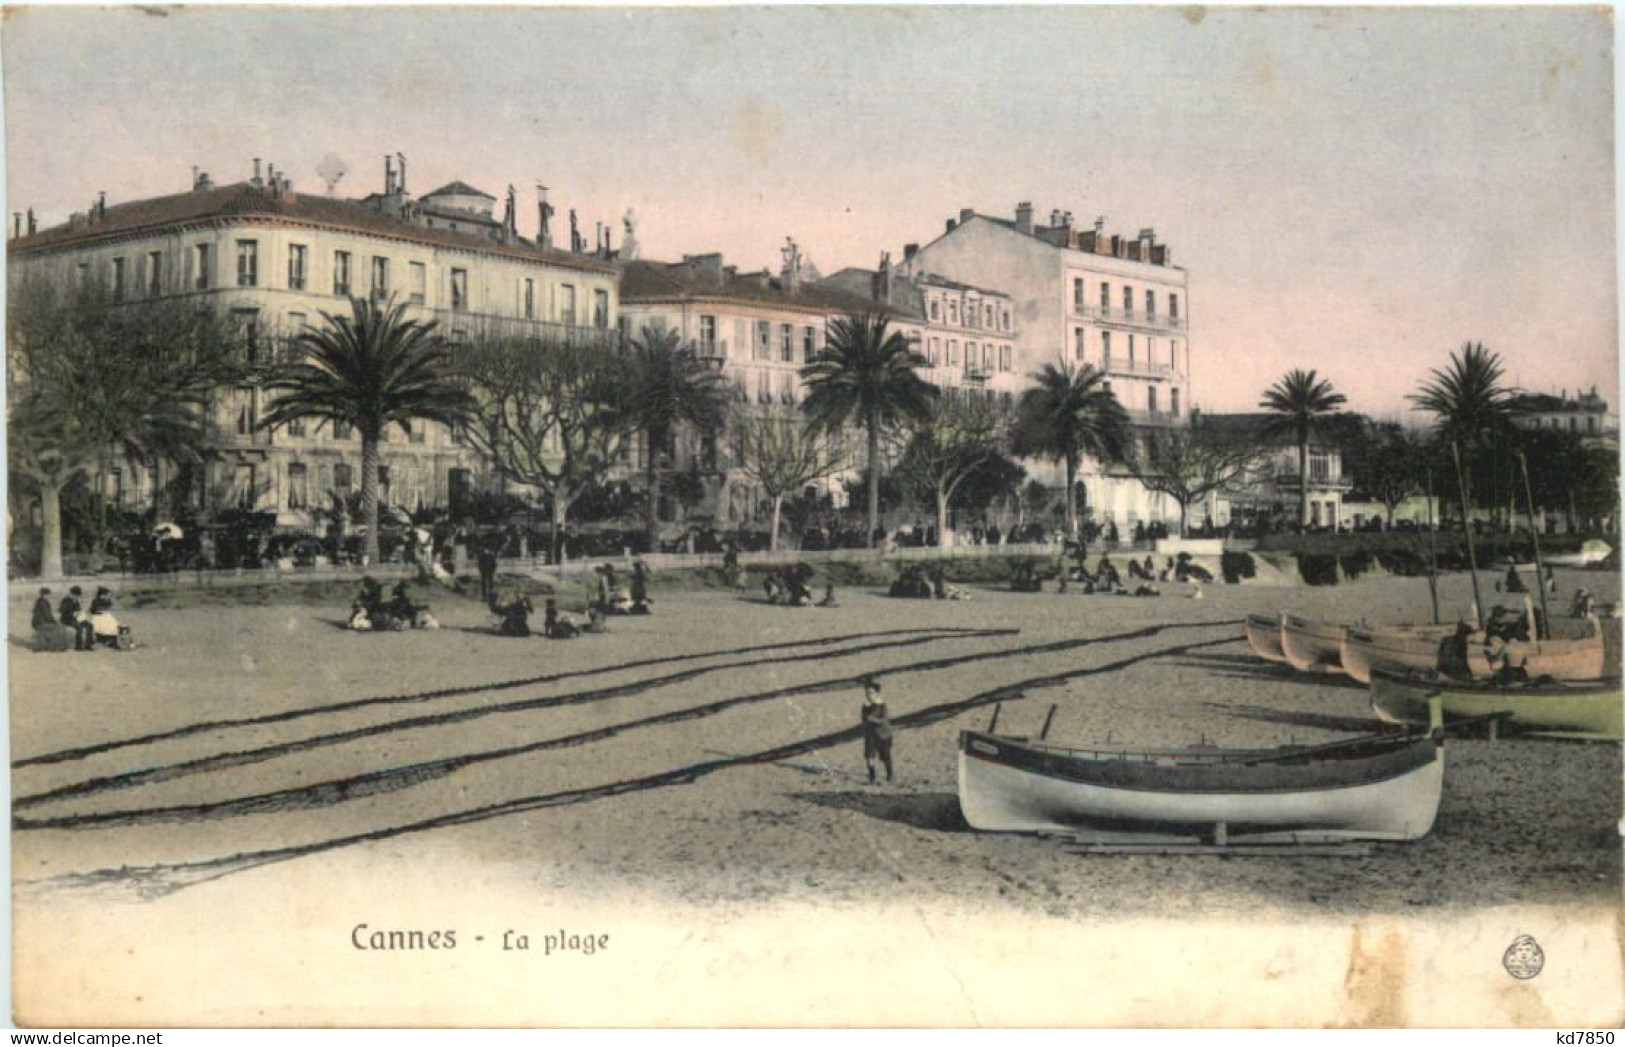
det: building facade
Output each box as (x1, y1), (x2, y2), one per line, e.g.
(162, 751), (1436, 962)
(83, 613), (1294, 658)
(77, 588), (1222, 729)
(619, 250), (882, 525)
(1508, 387), (1619, 452)
(1194, 413), (1352, 532)
(7, 161), (620, 529)
(819, 260), (1023, 404)
(903, 202), (1193, 533)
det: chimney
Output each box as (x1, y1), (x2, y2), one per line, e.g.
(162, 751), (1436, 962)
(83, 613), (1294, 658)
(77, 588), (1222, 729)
(252, 158), (263, 188)
(191, 165), (199, 191)
(11, 213), (19, 240)
(383, 155), (394, 195)
(1015, 202), (1033, 234)
(27, 208), (36, 235)
(945, 217), (957, 233)
(396, 153), (406, 194)
(903, 243), (919, 263)
(198, 171), (213, 192)
(1050, 209), (1062, 227)
(97, 191), (106, 219)
(873, 250), (892, 303)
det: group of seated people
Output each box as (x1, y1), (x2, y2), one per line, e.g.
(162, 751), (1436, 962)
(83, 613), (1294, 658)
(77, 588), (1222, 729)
(595, 563), (653, 617)
(349, 577), (440, 632)
(765, 563), (837, 607)
(889, 564), (967, 600)
(490, 594), (596, 639)
(32, 585), (131, 651)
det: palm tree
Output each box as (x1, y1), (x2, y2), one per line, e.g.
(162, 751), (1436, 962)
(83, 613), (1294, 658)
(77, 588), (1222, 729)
(800, 311), (937, 547)
(1409, 342), (1513, 623)
(261, 297), (475, 566)
(1259, 369), (1347, 528)
(623, 325), (732, 551)
(1010, 361), (1130, 540)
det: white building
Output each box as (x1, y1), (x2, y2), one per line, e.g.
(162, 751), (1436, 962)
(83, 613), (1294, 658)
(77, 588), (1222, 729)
(819, 258), (1023, 405)
(7, 158), (621, 529)
(903, 202), (1193, 533)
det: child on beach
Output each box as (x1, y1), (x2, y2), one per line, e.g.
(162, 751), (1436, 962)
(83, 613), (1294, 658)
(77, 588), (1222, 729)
(860, 678), (895, 785)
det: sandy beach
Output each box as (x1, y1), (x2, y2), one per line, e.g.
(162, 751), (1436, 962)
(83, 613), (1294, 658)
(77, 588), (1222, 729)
(9, 565), (1622, 1025)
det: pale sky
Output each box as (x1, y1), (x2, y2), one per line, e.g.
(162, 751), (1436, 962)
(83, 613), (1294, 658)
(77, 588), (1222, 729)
(3, 5), (1615, 416)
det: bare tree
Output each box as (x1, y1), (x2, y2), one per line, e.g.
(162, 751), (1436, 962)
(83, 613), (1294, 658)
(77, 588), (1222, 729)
(460, 331), (630, 562)
(895, 393), (1005, 546)
(734, 407), (848, 551)
(1137, 427), (1267, 537)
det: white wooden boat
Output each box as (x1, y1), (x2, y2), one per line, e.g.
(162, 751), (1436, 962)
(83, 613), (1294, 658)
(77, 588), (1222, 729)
(1281, 615), (1348, 675)
(1245, 614), (1288, 664)
(957, 716), (1444, 843)
(1465, 618), (1609, 682)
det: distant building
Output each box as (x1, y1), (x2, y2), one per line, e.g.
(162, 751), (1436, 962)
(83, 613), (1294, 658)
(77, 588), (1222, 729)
(903, 202), (1192, 533)
(1507, 387), (1618, 451)
(619, 248), (881, 526)
(1192, 412), (1351, 532)
(820, 257), (1023, 404)
(7, 158), (620, 528)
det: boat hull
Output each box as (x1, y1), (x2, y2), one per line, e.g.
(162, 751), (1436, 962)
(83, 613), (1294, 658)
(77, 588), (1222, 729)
(1341, 625), (1458, 686)
(957, 730), (1443, 841)
(1245, 614), (1287, 664)
(1464, 627), (1608, 683)
(1371, 673), (1623, 741)
(1281, 615), (1347, 675)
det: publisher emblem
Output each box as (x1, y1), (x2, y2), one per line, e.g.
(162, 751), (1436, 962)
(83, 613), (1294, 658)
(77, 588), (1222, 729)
(1502, 934), (1544, 980)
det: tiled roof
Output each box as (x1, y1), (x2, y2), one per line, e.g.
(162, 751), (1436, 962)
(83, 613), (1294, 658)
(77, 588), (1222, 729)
(621, 259), (881, 315)
(8, 182), (614, 274)
(817, 268), (926, 321)
(422, 181), (495, 200)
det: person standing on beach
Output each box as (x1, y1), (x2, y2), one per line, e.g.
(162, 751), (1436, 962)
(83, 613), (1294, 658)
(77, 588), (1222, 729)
(860, 678), (894, 784)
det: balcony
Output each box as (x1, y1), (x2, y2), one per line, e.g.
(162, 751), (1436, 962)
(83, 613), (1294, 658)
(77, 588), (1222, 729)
(1078, 305), (1186, 332)
(1121, 407), (1184, 427)
(1103, 357), (1177, 379)
(1274, 469), (1354, 492)
(425, 309), (622, 350)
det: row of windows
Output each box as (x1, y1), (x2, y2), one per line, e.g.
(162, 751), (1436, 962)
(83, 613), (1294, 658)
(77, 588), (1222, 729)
(1097, 380), (1182, 418)
(1072, 277), (1180, 321)
(78, 241), (611, 328)
(922, 337), (1013, 374)
(926, 293), (1012, 333)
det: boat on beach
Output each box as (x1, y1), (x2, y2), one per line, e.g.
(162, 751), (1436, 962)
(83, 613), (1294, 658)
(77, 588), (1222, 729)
(1245, 614), (1288, 665)
(1280, 615), (1348, 675)
(1464, 617), (1612, 683)
(957, 717), (1445, 844)
(1340, 623), (1462, 686)
(1370, 671), (1622, 741)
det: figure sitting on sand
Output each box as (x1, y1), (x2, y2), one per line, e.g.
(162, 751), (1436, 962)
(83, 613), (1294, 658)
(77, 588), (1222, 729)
(87, 587), (132, 650)
(544, 599), (580, 639)
(493, 594), (534, 637)
(1128, 558), (1149, 581)
(1095, 555), (1123, 592)
(32, 588), (71, 652)
(818, 584), (839, 608)
(1499, 563), (1528, 594)
(585, 605), (608, 634)
(1570, 588), (1596, 619)
(1010, 561), (1044, 593)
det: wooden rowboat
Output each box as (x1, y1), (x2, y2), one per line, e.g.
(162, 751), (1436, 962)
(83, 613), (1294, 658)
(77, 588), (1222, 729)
(1464, 619), (1609, 683)
(957, 718), (1444, 844)
(1245, 614), (1288, 665)
(1370, 671), (1622, 742)
(1340, 624), (1461, 686)
(1281, 615), (1347, 675)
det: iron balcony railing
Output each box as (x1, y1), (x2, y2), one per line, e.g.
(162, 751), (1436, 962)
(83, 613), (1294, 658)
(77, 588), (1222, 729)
(1074, 304), (1187, 331)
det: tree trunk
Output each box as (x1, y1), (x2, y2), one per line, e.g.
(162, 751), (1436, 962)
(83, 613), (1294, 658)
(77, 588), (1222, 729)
(645, 428), (661, 555)
(361, 435), (381, 567)
(866, 414), (881, 549)
(769, 492), (784, 553)
(1178, 499), (1189, 539)
(936, 485), (950, 548)
(551, 487), (570, 565)
(39, 482), (65, 579)
(1298, 438), (1310, 529)
(1063, 454), (1079, 539)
